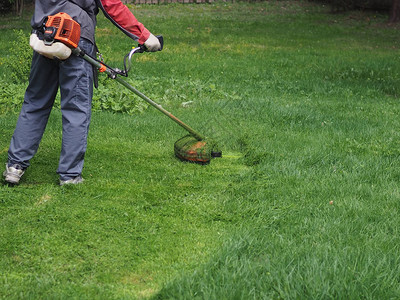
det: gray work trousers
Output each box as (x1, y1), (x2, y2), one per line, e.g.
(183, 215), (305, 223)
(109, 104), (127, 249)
(8, 38), (94, 181)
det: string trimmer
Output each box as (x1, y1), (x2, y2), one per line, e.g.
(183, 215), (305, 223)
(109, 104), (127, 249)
(35, 12), (222, 164)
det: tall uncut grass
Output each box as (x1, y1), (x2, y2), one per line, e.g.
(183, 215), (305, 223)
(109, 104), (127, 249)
(1, 1), (400, 299)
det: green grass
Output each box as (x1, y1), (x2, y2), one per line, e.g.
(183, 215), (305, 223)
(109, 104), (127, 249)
(1, 1), (400, 298)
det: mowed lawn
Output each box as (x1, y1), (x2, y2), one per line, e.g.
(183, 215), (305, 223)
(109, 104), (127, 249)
(1, 1), (400, 299)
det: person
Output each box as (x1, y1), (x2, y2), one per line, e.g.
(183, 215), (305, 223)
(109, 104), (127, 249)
(3, 0), (161, 186)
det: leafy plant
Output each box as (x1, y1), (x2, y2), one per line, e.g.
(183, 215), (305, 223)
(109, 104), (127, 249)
(92, 76), (149, 115)
(0, 79), (25, 113)
(2, 29), (32, 84)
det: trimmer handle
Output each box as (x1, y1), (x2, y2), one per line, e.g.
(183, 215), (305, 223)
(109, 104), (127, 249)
(138, 35), (164, 52)
(122, 35), (164, 76)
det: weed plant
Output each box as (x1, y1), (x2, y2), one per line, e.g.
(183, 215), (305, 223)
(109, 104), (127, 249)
(1, 1), (400, 299)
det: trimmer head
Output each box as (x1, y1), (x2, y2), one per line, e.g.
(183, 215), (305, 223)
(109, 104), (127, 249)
(174, 135), (222, 165)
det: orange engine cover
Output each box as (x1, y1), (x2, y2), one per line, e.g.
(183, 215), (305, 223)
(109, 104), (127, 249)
(45, 12), (81, 49)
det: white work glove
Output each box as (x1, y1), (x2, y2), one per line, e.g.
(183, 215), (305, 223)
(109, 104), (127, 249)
(144, 33), (161, 52)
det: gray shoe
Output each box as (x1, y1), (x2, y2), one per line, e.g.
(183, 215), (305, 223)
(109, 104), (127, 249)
(59, 175), (84, 186)
(3, 163), (25, 185)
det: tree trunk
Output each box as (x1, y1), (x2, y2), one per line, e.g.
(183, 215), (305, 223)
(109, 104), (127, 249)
(389, 0), (400, 22)
(14, 0), (23, 16)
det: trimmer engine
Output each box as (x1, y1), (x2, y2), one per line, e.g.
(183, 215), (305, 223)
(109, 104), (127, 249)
(44, 12), (81, 48)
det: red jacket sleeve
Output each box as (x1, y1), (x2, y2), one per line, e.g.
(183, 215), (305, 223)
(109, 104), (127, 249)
(99, 0), (150, 43)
